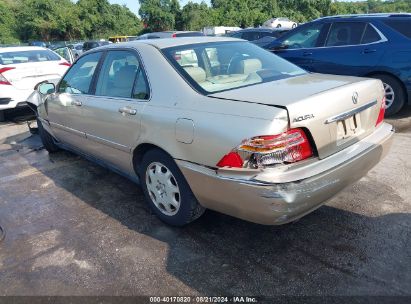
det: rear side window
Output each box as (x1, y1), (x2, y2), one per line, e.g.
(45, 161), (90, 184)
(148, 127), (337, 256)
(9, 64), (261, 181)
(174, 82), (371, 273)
(361, 24), (381, 44)
(383, 20), (411, 39)
(0, 49), (60, 65)
(325, 22), (366, 46)
(59, 52), (101, 94)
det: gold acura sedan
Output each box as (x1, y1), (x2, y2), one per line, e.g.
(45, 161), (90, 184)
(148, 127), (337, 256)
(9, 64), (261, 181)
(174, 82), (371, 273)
(28, 37), (394, 226)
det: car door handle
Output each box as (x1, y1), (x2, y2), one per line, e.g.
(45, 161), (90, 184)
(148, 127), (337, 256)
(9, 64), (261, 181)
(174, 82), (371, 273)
(363, 49), (377, 54)
(71, 100), (82, 106)
(303, 51), (313, 56)
(119, 107), (137, 115)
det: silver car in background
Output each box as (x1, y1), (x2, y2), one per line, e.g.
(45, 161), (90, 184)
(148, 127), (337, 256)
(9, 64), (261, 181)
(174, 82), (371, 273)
(29, 37), (393, 226)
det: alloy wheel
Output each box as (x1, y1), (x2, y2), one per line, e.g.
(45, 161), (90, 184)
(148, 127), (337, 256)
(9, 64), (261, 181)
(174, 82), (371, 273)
(145, 162), (181, 216)
(383, 82), (395, 109)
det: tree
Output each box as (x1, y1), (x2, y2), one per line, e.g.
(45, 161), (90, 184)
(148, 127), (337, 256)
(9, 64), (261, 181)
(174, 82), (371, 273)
(139, 0), (177, 32)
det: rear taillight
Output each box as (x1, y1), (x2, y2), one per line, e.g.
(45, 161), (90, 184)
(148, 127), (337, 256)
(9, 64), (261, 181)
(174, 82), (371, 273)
(376, 96), (385, 126)
(172, 33), (177, 38)
(0, 67), (15, 85)
(59, 62), (71, 67)
(216, 128), (313, 169)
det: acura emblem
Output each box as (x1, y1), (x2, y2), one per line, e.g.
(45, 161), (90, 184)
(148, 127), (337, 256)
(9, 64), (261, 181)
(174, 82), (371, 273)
(352, 92), (359, 104)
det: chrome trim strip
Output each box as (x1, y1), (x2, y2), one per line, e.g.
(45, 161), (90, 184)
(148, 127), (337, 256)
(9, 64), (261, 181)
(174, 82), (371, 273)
(86, 133), (131, 153)
(324, 100), (377, 124)
(49, 121), (86, 137)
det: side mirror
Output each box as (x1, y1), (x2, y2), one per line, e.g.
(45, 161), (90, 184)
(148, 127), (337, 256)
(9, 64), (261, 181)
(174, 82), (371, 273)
(38, 82), (56, 95)
(269, 40), (288, 51)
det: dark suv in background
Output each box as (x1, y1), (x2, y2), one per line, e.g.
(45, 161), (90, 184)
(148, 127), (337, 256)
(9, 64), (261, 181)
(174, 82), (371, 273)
(83, 40), (110, 52)
(228, 28), (290, 48)
(269, 13), (411, 115)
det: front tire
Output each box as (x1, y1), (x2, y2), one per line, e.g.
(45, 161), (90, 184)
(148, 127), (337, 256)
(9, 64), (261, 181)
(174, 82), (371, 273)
(371, 74), (405, 116)
(0, 110), (5, 122)
(37, 118), (60, 153)
(139, 149), (205, 226)
(276, 24), (282, 28)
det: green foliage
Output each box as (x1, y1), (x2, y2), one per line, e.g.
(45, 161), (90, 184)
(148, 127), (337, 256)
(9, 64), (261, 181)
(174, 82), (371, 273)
(0, 0), (142, 43)
(1, 0), (411, 43)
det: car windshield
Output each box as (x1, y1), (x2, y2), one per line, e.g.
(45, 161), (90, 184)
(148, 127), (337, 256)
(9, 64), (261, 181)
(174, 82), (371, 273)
(162, 41), (306, 94)
(0, 49), (60, 65)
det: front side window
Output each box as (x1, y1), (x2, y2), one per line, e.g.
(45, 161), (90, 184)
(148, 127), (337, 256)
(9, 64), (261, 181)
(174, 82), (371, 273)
(58, 52), (101, 94)
(325, 22), (366, 47)
(0, 49), (60, 65)
(163, 41), (306, 94)
(95, 50), (140, 98)
(282, 22), (325, 49)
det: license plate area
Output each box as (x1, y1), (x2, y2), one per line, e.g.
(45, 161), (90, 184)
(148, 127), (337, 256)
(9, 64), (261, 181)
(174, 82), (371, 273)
(336, 114), (363, 146)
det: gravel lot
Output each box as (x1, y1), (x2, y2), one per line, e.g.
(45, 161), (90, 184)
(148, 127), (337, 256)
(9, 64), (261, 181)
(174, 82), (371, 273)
(0, 107), (410, 297)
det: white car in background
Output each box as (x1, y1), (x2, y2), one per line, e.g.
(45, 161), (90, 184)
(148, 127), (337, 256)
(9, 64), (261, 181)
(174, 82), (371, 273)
(0, 46), (72, 121)
(263, 17), (298, 29)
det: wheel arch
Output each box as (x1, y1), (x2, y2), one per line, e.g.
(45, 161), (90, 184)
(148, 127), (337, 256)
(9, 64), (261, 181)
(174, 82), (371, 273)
(132, 143), (173, 177)
(365, 71), (408, 102)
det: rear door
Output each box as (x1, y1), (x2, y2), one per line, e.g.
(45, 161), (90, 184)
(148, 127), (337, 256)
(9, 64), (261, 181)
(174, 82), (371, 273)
(309, 22), (387, 75)
(273, 22), (329, 71)
(80, 49), (150, 175)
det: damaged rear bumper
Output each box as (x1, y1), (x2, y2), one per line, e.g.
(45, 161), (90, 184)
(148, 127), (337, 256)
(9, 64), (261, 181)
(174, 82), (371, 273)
(177, 123), (394, 225)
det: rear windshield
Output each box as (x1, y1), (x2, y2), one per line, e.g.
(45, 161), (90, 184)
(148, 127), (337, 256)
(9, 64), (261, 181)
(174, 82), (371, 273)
(0, 49), (60, 65)
(383, 19), (411, 39)
(162, 41), (306, 94)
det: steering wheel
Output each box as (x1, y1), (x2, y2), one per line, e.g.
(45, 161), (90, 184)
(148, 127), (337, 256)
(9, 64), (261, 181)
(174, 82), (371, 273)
(290, 43), (302, 49)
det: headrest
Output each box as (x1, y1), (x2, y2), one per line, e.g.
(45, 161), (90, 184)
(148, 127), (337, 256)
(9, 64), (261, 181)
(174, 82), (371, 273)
(239, 58), (262, 74)
(114, 65), (137, 89)
(337, 28), (349, 41)
(184, 66), (206, 83)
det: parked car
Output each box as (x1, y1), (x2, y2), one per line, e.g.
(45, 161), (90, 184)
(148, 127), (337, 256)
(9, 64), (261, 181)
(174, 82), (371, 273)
(0, 46), (71, 121)
(228, 28), (289, 40)
(268, 13), (411, 115)
(28, 41), (49, 48)
(82, 40), (110, 52)
(203, 26), (242, 36)
(228, 28), (290, 48)
(68, 43), (84, 58)
(28, 37), (393, 226)
(263, 17), (298, 29)
(137, 31), (204, 39)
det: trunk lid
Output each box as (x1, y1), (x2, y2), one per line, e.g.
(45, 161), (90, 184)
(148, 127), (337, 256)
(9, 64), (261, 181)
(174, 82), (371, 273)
(2, 62), (64, 90)
(210, 73), (384, 159)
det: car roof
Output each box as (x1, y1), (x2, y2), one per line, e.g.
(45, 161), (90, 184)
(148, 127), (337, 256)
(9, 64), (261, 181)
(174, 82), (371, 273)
(110, 37), (242, 49)
(0, 46), (48, 53)
(235, 28), (287, 32)
(316, 13), (411, 21)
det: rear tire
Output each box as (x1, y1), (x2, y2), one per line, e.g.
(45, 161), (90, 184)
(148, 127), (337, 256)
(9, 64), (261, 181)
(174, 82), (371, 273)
(371, 74), (405, 116)
(276, 24), (282, 28)
(292, 23), (297, 28)
(139, 149), (205, 226)
(37, 118), (60, 153)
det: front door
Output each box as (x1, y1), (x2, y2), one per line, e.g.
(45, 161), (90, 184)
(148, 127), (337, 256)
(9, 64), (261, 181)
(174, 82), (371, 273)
(80, 50), (150, 175)
(273, 22), (329, 71)
(47, 51), (102, 149)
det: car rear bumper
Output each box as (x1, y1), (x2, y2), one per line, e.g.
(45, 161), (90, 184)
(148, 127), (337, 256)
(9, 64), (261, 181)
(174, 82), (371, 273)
(0, 86), (32, 110)
(177, 123), (394, 225)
